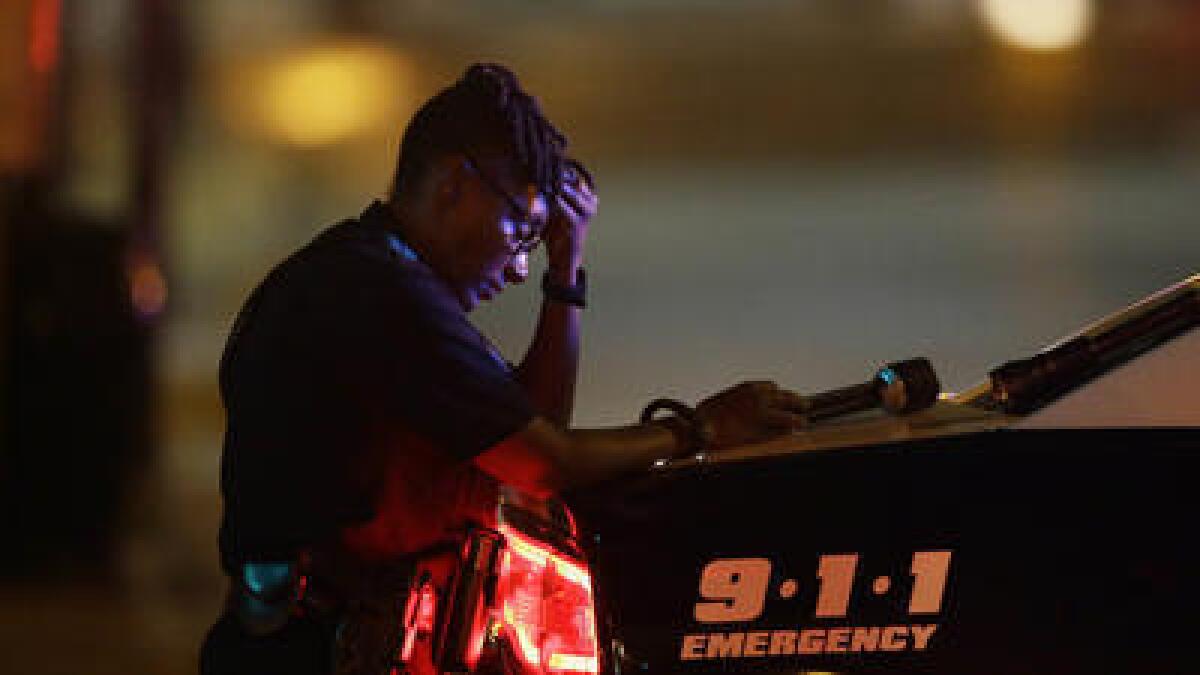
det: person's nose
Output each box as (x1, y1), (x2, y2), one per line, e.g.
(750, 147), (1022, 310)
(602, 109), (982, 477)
(503, 251), (529, 284)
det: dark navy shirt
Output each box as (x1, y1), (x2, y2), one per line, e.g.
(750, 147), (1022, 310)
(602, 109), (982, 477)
(216, 201), (534, 570)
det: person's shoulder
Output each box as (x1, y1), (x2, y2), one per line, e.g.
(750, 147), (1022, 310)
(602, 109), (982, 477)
(302, 214), (389, 268)
(304, 209), (462, 310)
(288, 206), (408, 275)
(233, 202), (462, 334)
(230, 213), (382, 311)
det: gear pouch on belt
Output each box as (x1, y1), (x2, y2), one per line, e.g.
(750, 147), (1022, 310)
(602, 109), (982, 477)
(235, 561), (303, 636)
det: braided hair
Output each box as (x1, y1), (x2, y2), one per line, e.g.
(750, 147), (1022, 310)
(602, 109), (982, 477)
(390, 63), (568, 200)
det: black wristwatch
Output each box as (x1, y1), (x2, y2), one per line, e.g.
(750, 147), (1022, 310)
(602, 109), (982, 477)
(542, 268), (586, 308)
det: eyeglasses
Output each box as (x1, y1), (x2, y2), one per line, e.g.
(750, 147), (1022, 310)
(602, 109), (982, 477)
(464, 155), (543, 254)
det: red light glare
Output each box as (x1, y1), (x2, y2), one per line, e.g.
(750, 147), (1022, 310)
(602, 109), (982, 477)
(28, 0), (61, 75)
(128, 259), (168, 318)
(495, 523), (599, 674)
(399, 579), (438, 664)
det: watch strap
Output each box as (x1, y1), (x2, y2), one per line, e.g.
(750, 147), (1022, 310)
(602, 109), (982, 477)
(541, 268), (586, 308)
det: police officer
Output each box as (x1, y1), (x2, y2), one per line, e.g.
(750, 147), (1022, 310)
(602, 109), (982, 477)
(201, 63), (808, 674)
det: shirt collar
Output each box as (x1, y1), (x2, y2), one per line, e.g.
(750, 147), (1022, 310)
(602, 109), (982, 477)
(360, 200), (422, 264)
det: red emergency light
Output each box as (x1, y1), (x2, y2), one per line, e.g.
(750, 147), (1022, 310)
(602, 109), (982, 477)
(494, 522), (600, 674)
(398, 575), (438, 664)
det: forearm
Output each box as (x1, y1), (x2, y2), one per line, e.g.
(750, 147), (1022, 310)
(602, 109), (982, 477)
(514, 265), (582, 425)
(477, 416), (684, 497)
(556, 421), (683, 486)
(478, 381), (810, 498)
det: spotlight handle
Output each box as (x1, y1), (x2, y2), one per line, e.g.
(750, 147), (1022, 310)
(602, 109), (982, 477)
(806, 358), (941, 422)
(806, 382), (879, 422)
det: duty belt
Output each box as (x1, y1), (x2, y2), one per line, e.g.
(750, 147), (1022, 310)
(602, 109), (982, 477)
(227, 545), (456, 675)
(229, 548), (425, 632)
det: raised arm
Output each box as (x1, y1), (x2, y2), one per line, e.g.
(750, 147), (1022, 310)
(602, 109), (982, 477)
(513, 162), (596, 425)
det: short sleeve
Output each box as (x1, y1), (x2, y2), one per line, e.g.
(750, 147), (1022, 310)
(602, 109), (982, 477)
(367, 264), (536, 460)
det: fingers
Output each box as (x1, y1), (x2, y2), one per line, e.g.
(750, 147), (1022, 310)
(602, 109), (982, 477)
(554, 193), (583, 221)
(762, 408), (809, 430)
(774, 389), (811, 414)
(742, 380), (777, 397)
(555, 191), (596, 224)
(697, 380), (810, 448)
(744, 380), (810, 428)
(545, 182), (595, 261)
(562, 158), (595, 191)
(741, 381), (804, 407)
(555, 176), (598, 218)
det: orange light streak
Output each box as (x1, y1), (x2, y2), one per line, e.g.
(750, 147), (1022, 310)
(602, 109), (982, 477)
(28, 0), (60, 74)
(129, 258), (168, 318)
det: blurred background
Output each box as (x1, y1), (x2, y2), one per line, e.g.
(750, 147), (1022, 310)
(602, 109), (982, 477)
(1, 0), (1197, 672)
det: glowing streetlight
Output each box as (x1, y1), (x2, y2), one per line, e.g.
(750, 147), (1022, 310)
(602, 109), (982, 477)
(976, 0), (1093, 52)
(220, 41), (417, 147)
